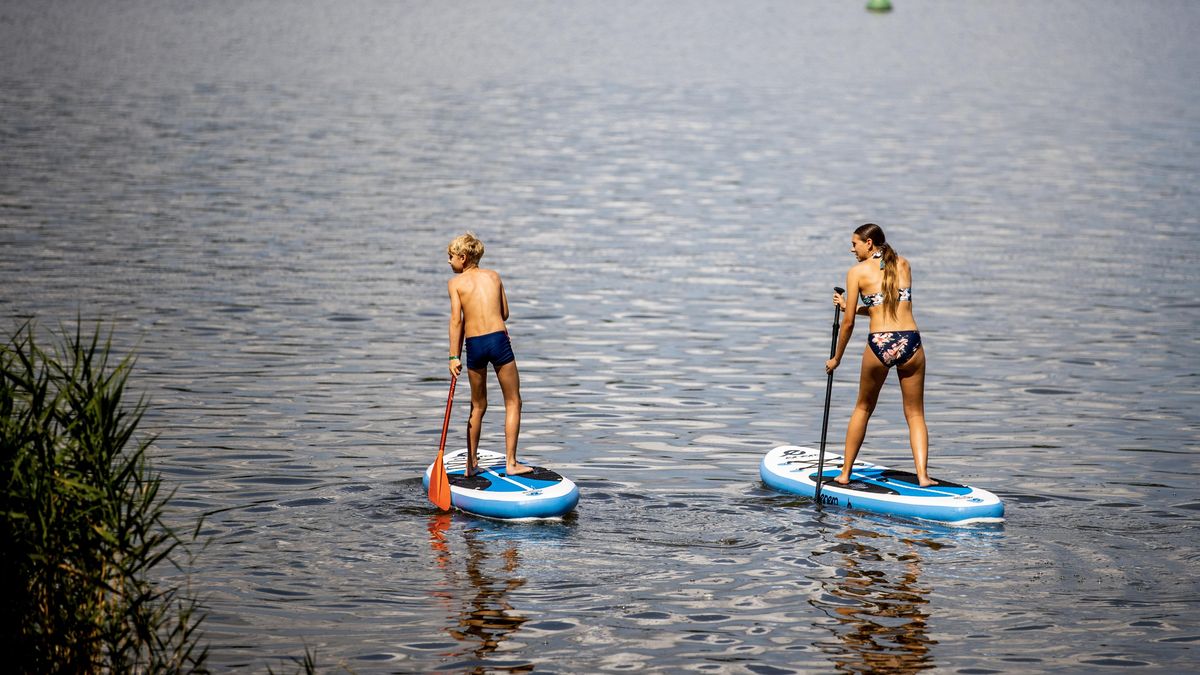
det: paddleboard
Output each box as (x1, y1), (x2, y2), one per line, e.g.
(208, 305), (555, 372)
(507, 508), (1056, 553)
(423, 448), (579, 520)
(760, 445), (1004, 525)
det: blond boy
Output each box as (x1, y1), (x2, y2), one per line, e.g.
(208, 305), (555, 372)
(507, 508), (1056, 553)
(447, 233), (531, 477)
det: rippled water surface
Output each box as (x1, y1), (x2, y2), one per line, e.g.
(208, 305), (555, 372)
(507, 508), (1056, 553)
(2, 1), (1198, 672)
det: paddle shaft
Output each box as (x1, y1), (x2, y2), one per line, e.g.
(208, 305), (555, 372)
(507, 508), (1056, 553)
(814, 286), (845, 507)
(428, 374), (457, 510)
(439, 375), (457, 456)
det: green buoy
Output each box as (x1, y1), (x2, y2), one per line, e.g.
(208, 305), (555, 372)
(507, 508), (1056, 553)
(867, 0), (893, 12)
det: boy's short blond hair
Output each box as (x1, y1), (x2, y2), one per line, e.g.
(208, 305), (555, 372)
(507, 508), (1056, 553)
(447, 232), (485, 265)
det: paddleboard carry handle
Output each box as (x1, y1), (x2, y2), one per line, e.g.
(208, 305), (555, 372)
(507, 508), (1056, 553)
(814, 286), (845, 506)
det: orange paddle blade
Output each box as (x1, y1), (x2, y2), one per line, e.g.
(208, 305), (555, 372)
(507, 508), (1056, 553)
(429, 450), (451, 510)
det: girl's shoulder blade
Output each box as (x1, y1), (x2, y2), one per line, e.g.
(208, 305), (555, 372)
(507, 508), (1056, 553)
(851, 258), (879, 279)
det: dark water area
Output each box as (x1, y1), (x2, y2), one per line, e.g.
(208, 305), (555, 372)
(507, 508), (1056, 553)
(2, 1), (1198, 672)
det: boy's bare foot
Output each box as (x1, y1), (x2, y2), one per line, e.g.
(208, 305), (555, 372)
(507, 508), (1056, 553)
(918, 477), (939, 487)
(465, 455), (476, 477)
(833, 474), (852, 486)
(506, 462), (534, 476)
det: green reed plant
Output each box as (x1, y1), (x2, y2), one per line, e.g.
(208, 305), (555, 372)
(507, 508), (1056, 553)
(1, 321), (208, 673)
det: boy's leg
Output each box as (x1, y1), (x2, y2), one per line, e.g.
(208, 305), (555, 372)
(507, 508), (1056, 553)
(494, 360), (531, 475)
(466, 367), (488, 476)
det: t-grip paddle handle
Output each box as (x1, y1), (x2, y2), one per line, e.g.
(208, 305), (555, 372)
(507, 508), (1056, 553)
(835, 283), (844, 338)
(831, 287), (846, 350)
(815, 286), (845, 507)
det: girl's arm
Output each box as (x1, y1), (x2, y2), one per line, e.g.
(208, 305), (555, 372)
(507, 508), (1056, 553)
(827, 270), (860, 372)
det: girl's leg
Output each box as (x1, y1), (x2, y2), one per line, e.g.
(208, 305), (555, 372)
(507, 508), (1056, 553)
(466, 367), (488, 475)
(494, 360), (531, 475)
(837, 347), (890, 484)
(897, 347), (933, 486)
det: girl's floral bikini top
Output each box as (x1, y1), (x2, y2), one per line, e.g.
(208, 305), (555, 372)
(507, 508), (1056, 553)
(860, 287), (912, 307)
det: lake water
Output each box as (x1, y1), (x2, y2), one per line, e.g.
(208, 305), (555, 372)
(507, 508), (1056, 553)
(2, 1), (1198, 672)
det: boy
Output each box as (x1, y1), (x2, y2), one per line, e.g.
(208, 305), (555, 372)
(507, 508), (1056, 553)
(446, 233), (532, 477)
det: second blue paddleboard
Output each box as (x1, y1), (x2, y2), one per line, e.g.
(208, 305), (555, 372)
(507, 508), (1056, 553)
(761, 445), (1004, 525)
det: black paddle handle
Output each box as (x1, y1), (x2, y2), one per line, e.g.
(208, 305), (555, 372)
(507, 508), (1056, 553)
(828, 288), (845, 354)
(831, 287), (845, 350)
(814, 286), (845, 507)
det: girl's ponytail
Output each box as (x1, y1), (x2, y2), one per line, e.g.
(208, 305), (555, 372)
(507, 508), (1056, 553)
(879, 243), (900, 319)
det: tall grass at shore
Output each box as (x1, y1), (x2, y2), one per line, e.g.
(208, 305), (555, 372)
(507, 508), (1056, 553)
(1, 322), (208, 672)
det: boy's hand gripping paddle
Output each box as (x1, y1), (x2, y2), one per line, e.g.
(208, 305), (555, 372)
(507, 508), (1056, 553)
(428, 375), (457, 511)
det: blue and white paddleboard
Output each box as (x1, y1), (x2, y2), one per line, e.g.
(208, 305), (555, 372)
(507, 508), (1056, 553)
(760, 445), (1004, 525)
(423, 448), (579, 520)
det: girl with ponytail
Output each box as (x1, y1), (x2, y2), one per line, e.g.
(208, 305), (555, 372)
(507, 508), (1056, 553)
(826, 223), (934, 487)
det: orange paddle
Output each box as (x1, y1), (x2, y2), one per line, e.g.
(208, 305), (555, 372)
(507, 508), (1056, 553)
(428, 375), (457, 511)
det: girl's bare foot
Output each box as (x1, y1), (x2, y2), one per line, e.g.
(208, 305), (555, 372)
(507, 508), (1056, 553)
(918, 476), (939, 487)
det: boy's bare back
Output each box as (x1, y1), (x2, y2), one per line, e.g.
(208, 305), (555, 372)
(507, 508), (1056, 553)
(448, 268), (509, 338)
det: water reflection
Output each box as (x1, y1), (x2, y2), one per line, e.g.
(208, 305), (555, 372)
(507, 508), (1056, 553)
(427, 515), (531, 673)
(812, 527), (936, 674)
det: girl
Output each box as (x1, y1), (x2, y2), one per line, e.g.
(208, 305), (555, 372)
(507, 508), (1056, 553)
(825, 223), (934, 487)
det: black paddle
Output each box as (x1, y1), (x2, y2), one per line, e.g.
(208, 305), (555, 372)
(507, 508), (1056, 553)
(814, 286), (845, 508)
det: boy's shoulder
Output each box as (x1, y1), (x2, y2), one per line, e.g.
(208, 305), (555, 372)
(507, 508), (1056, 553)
(471, 267), (503, 281)
(449, 267), (502, 287)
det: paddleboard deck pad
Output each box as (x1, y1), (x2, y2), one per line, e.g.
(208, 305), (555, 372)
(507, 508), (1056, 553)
(760, 445), (1003, 524)
(424, 449), (579, 519)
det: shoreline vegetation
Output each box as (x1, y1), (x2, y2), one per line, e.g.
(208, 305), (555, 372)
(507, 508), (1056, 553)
(1, 321), (209, 672)
(1, 321), (320, 673)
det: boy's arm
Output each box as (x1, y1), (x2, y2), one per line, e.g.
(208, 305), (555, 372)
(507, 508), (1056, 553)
(448, 279), (464, 376)
(499, 277), (510, 322)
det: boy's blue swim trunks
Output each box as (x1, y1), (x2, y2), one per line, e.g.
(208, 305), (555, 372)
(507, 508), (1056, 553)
(465, 330), (516, 370)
